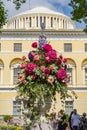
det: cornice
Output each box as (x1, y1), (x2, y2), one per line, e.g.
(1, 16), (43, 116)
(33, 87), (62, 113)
(0, 29), (87, 40)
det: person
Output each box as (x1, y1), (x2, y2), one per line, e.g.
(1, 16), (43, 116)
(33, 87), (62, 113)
(68, 111), (73, 130)
(79, 112), (87, 130)
(51, 113), (58, 130)
(71, 109), (80, 130)
(57, 109), (67, 130)
(7, 116), (14, 125)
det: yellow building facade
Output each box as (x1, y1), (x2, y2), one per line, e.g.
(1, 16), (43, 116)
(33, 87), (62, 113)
(0, 7), (87, 116)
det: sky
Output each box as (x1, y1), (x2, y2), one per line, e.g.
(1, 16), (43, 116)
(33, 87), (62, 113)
(3, 0), (85, 29)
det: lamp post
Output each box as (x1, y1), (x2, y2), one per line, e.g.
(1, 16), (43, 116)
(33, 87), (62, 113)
(38, 23), (47, 50)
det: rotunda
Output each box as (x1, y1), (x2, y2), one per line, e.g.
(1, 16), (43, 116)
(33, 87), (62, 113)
(7, 7), (74, 30)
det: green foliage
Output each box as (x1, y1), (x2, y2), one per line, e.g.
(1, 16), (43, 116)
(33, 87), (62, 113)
(0, 0), (7, 28)
(3, 115), (11, 122)
(7, 0), (26, 9)
(0, 125), (17, 130)
(16, 127), (23, 130)
(65, 114), (69, 124)
(69, 0), (87, 32)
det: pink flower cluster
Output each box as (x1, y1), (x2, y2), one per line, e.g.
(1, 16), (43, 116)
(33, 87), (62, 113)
(18, 42), (69, 86)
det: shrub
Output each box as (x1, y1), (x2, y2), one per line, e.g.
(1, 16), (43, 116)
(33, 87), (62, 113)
(4, 115), (10, 122)
(16, 127), (23, 130)
(0, 125), (17, 130)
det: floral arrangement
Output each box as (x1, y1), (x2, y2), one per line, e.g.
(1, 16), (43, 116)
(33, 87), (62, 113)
(17, 40), (70, 106)
(17, 23), (71, 118)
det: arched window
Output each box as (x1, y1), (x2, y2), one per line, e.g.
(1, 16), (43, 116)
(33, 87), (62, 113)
(82, 63), (87, 84)
(67, 63), (76, 85)
(11, 63), (21, 84)
(0, 63), (4, 84)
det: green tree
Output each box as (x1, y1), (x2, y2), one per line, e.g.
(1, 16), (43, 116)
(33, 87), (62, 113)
(7, 0), (26, 9)
(0, 0), (7, 28)
(69, 0), (87, 32)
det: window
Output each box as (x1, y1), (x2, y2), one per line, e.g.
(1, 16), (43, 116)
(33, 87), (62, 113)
(85, 43), (87, 52)
(13, 68), (21, 84)
(65, 101), (73, 115)
(85, 68), (87, 84)
(14, 43), (22, 52)
(13, 101), (21, 116)
(64, 43), (72, 52)
(67, 68), (73, 84)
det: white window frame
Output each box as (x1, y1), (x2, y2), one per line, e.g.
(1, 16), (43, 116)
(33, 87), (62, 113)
(10, 63), (21, 85)
(82, 64), (87, 85)
(65, 99), (73, 115)
(13, 100), (21, 116)
(0, 64), (4, 84)
(67, 63), (75, 85)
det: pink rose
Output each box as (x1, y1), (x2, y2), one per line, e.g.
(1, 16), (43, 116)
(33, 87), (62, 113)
(22, 56), (26, 60)
(48, 75), (54, 84)
(56, 68), (67, 80)
(40, 66), (45, 72)
(21, 63), (27, 69)
(43, 44), (52, 52)
(34, 54), (40, 61)
(32, 42), (37, 48)
(49, 65), (55, 70)
(22, 79), (27, 84)
(45, 50), (57, 63)
(18, 74), (25, 82)
(26, 63), (38, 75)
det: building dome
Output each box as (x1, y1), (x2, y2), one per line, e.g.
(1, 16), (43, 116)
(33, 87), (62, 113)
(7, 6), (75, 30)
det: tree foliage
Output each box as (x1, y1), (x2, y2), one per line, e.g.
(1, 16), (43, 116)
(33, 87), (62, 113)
(0, 0), (7, 28)
(7, 0), (26, 9)
(69, 0), (87, 32)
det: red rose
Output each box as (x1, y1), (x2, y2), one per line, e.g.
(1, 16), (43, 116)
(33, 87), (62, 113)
(44, 68), (50, 75)
(32, 42), (37, 48)
(63, 58), (67, 63)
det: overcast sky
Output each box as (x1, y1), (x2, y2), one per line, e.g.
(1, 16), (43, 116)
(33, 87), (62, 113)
(3, 0), (85, 29)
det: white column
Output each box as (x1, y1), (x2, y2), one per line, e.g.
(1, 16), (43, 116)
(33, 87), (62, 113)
(10, 67), (13, 85)
(38, 16), (40, 28)
(83, 67), (85, 85)
(25, 17), (26, 28)
(19, 18), (20, 29)
(35, 16), (36, 28)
